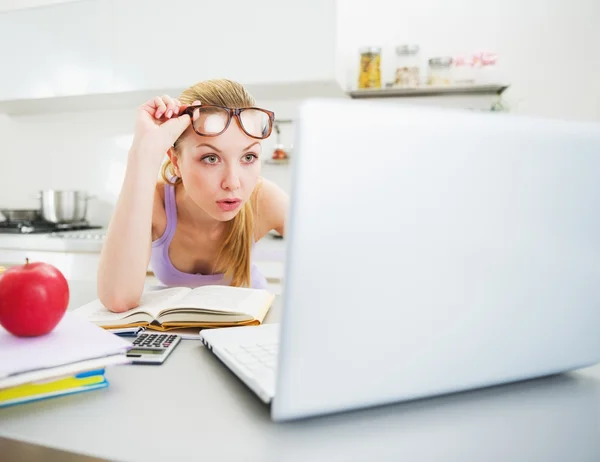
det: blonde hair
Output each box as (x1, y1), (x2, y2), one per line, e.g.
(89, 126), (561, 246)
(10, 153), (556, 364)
(161, 79), (261, 287)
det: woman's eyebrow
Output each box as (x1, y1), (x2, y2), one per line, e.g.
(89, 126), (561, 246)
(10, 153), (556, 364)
(195, 142), (259, 152)
(196, 143), (222, 152)
(243, 141), (260, 151)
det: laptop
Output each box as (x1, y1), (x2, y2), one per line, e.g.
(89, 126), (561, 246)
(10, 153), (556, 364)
(200, 98), (600, 422)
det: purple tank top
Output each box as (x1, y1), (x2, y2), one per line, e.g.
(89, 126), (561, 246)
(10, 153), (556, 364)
(149, 182), (268, 289)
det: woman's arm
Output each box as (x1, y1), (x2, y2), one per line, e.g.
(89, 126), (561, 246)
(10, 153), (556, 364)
(255, 178), (289, 239)
(97, 95), (191, 312)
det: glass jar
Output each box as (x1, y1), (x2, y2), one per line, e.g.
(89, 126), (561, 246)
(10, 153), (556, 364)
(427, 57), (453, 85)
(453, 56), (475, 84)
(358, 47), (382, 89)
(394, 44), (420, 87)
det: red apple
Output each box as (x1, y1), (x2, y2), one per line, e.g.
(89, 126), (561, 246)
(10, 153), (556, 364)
(0, 259), (69, 337)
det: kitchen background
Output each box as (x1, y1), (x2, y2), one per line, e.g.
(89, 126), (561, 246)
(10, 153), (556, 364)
(0, 0), (599, 226)
(0, 0), (598, 293)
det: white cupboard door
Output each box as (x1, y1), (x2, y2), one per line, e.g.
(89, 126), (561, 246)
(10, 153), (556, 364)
(112, 0), (336, 93)
(0, 0), (114, 101)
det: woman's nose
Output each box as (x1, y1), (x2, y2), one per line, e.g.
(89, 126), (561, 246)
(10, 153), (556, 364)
(222, 166), (241, 191)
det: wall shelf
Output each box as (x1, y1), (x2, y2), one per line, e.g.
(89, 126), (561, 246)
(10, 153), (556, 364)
(264, 158), (290, 166)
(348, 84), (509, 99)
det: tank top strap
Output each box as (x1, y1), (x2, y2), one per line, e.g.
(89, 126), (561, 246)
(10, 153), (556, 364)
(152, 181), (178, 247)
(164, 181), (178, 230)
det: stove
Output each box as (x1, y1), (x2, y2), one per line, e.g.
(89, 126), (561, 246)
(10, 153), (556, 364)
(0, 219), (102, 235)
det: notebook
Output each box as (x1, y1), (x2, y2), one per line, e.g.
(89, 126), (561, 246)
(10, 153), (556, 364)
(73, 285), (275, 331)
(0, 313), (131, 390)
(0, 369), (108, 408)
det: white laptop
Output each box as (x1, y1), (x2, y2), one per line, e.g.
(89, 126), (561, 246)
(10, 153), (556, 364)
(200, 99), (600, 422)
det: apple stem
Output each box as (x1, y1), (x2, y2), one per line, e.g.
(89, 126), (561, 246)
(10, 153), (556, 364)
(25, 258), (29, 265)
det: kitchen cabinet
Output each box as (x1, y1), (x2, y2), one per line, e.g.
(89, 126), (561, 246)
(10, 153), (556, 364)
(0, 230), (285, 293)
(0, 248), (100, 282)
(112, 0), (337, 93)
(0, 0), (341, 113)
(0, 0), (114, 101)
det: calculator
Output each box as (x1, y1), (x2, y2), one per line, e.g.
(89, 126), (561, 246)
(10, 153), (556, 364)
(126, 333), (181, 365)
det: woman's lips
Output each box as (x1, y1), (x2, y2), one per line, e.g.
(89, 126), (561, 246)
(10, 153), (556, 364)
(216, 198), (242, 212)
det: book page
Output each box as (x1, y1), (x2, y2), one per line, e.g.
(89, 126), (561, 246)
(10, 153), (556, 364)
(73, 287), (190, 322)
(136, 287), (191, 317)
(161, 285), (273, 318)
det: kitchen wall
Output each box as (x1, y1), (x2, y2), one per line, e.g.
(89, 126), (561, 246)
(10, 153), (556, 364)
(337, 0), (600, 122)
(1, 0), (599, 226)
(0, 98), (296, 226)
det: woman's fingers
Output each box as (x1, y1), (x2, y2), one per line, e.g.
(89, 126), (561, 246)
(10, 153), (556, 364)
(161, 112), (192, 142)
(143, 96), (199, 120)
(154, 96), (167, 119)
(162, 95), (177, 118)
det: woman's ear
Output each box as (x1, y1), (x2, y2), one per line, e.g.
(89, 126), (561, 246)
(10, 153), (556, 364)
(167, 147), (182, 177)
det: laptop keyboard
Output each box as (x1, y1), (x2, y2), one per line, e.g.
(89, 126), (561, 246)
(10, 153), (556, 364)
(225, 342), (279, 396)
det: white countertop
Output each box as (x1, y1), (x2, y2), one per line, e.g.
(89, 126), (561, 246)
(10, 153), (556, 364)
(0, 229), (107, 253)
(255, 234), (286, 262)
(2, 280), (600, 462)
(0, 228), (286, 260)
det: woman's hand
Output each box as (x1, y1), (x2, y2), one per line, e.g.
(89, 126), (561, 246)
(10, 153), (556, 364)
(129, 95), (193, 165)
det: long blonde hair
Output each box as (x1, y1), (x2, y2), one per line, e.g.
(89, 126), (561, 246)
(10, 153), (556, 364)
(161, 79), (261, 287)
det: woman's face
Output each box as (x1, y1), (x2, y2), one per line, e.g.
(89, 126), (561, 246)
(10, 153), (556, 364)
(171, 121), (262, 221)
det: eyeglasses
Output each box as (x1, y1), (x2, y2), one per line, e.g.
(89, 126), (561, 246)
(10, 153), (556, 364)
(178, 105), (275, 140)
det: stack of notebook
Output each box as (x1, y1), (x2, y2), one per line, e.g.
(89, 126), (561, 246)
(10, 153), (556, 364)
(0, 313), (132, 408)
(0, 368), (110, 408)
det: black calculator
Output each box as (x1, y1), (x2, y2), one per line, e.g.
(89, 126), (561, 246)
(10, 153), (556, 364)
(126, 333), (181, 365)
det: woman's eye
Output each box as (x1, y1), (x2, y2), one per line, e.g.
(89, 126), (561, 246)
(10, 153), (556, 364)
(202, 155), (219, 164)
(243, 153), (258, 163)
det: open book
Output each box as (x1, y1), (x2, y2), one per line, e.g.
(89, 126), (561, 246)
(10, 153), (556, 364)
(73, 285), (275, 331)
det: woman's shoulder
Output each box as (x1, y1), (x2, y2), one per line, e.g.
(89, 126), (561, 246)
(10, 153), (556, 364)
(253, 177), (289, 239)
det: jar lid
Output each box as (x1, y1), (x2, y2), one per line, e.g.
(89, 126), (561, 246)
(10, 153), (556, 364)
(396, 44), (420, 55)
(429, 56), (453, 67)
(360, 46), (381, 54)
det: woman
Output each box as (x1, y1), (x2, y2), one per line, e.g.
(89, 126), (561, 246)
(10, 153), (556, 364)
(98, 79), (289, 313)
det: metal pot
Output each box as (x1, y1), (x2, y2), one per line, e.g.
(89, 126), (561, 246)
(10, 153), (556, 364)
(0, 209), (40, 222)
(37, 190), (93, 224)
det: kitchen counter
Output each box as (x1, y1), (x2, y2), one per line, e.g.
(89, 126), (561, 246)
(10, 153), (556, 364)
(255, 233), (286, 262)
(0, 232), (286, 284)
(0, 229), (106, 253)
(1, 278), (600, 462)
(0, 229), (286, 258)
